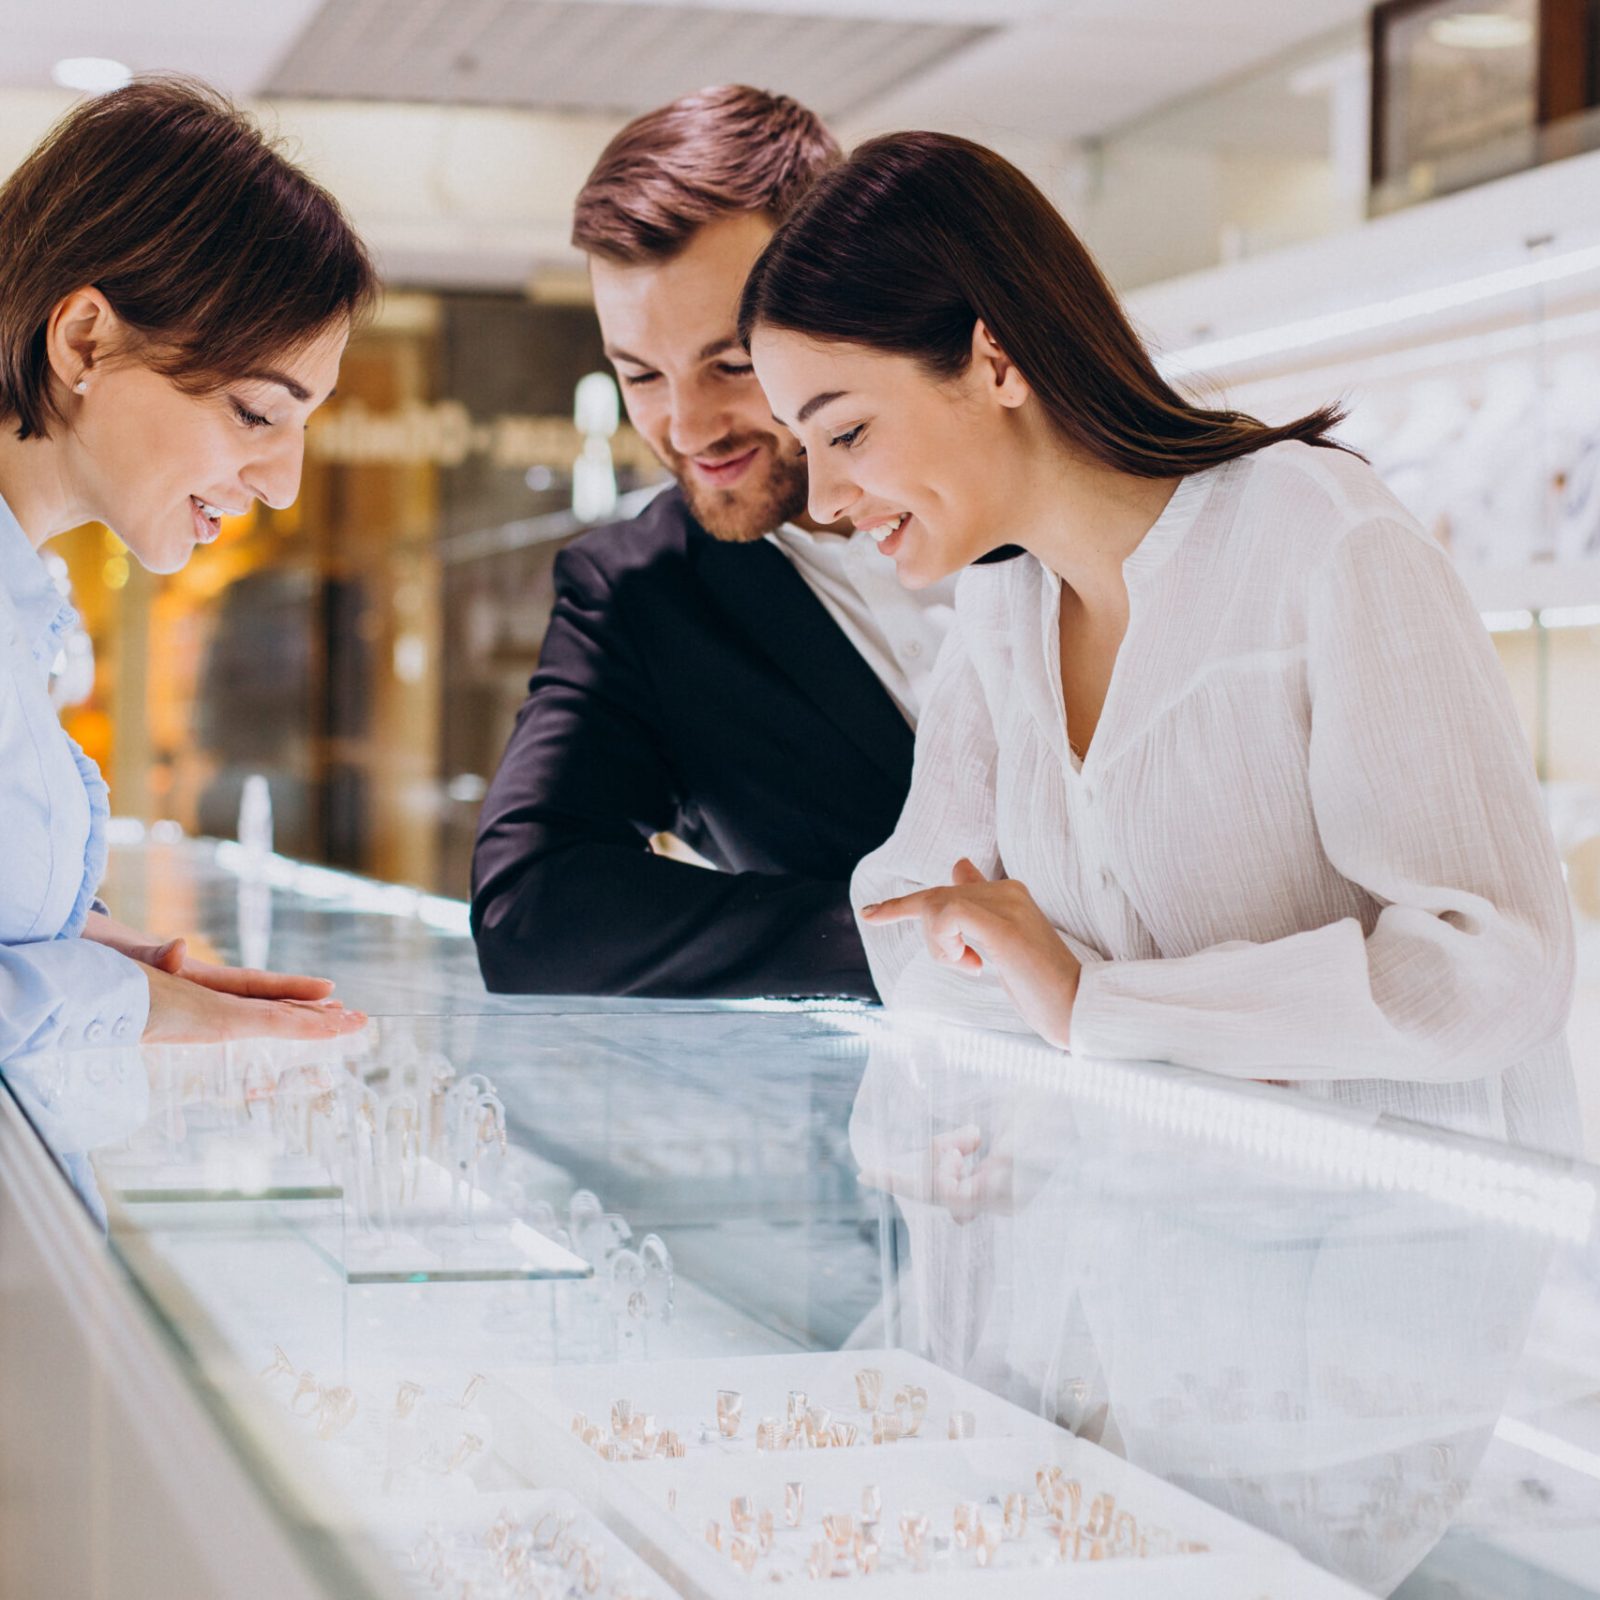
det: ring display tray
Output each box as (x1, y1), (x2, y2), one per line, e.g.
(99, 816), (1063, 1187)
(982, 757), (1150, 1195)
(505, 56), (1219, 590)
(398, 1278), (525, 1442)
(488, 1351), (1063, 1468)
(481, 1352), (1364, 1598)
(362, 1489), (680, 1599)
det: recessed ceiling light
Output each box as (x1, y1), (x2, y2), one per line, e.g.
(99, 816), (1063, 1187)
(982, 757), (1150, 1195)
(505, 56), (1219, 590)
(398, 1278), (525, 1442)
(51, 57), (133, 93)
(1427, 12), (1534, 49)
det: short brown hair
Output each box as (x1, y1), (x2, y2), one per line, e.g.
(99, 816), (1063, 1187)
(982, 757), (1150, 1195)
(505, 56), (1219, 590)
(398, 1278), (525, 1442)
(572, 84), (840, 264)
(0, 76), (378, 441)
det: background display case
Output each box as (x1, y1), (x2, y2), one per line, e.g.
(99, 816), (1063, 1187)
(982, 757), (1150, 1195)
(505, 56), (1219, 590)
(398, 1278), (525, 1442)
(3, 837), (1600, 1599)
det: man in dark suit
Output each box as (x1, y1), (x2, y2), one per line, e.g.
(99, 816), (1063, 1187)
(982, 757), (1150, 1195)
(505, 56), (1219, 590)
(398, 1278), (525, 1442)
(472, 87), (955, 999)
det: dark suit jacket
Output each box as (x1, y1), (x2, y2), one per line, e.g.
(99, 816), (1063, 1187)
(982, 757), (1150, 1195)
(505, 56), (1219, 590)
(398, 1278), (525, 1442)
(471, 486), (916, 999)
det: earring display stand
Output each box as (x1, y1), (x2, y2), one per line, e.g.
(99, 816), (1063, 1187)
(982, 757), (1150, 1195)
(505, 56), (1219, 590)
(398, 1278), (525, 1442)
(298, 1154), (593, 1285)
(95, 1040), (357, 1204)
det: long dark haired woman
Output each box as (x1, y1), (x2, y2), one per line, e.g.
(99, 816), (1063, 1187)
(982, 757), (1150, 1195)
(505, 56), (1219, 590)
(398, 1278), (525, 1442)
(740, 132), (1576, 1152)
(0, 79), (375, 1051)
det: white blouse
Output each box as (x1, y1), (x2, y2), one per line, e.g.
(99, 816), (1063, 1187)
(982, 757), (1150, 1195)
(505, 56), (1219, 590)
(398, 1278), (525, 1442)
(852, 441), (1581, 1154)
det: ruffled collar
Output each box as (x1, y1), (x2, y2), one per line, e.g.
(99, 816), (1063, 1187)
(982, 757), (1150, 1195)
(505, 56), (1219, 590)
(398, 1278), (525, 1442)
(0, 489), (80, 668)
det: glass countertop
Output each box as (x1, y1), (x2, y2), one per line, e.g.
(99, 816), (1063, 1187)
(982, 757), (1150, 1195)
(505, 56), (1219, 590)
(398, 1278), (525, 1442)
(3, 836), (1598, 1600)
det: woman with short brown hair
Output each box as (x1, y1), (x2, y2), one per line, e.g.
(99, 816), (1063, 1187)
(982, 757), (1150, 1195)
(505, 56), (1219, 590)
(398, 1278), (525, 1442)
(0, 78), (377, 1053)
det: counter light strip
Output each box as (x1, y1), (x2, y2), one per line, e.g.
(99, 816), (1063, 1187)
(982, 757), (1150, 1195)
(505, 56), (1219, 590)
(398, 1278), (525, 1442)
(1493, 1416), (1600, 1482)
(211, 839), (471, 935)
(1159, 241), (1600, 378)
(1484, 606), (1600, 634)
(831, 1014), (1596, 1242)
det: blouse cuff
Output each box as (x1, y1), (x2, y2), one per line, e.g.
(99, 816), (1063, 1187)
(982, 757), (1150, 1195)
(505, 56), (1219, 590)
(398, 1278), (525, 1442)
(2, 936), (150, 1056)
(1068, 956), (1129, 1060)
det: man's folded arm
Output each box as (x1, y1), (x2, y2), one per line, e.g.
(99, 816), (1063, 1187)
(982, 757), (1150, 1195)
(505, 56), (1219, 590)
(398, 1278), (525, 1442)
(470, 542), (876, 999)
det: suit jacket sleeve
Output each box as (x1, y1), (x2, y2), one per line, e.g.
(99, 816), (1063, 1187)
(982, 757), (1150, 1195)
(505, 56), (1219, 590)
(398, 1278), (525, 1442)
(471, 540), (876, 999)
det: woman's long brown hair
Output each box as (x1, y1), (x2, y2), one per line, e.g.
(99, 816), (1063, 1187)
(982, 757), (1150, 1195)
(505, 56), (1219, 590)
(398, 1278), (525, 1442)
(739, 130), (1350, 478)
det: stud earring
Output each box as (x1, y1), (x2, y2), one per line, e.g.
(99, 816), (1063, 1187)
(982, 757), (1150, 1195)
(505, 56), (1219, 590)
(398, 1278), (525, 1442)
(74, 378), (88, 394)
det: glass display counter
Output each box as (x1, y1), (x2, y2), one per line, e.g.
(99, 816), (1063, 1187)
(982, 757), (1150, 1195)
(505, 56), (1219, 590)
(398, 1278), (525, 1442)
(3, 837), (1599, 1600)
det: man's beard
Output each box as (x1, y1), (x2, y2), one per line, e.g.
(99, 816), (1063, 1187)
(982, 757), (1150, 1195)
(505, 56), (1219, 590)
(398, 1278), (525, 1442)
(665, 430), (810, 543)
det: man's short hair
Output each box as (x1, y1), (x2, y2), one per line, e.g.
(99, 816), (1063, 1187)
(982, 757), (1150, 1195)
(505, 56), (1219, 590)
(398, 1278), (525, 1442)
(572, 84), (841, 264)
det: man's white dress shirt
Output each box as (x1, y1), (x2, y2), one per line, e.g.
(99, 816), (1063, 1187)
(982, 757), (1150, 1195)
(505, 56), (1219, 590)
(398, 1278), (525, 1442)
(853, 442), (1580, 1154)
(768, 523), (955, 726)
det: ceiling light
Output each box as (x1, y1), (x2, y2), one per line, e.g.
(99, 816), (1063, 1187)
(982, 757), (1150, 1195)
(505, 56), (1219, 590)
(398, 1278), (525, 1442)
(1427, 12), (1534, 50)
(51, 57), (132, 93)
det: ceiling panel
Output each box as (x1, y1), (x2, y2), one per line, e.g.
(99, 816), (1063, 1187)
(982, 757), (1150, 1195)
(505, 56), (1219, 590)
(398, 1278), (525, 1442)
(839, 0), (1377, 143)
(0, 0), (325, 95)
(265, 0), (996, 120)
(0, 0), (1380, 147)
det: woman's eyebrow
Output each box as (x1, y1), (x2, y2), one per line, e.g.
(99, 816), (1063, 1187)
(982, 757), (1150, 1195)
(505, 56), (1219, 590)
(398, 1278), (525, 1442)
(797, 389), (847, 424)
(240, 367), (312, 402)
(774, 390), (849, 428)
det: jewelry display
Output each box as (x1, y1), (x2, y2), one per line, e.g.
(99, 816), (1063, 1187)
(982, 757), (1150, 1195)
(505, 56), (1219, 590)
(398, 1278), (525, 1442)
(894, 1385), (928, 1438)
(388, 1490), (676, 1600)
(93, 1041), (351, 1203)
(386, 1379), (428, 1493)
(290, 1369), (322, 1416)
(259, 1345), (295, 1385)
(311, 1385), (357, 1441)
(414, 1372), (497, 1479)
(516, 1351), (1051, 1485)
(654, 1457), (1214, 1586)
(486, 1349), (1250, 1594)
(318, 1053), (595, 1282)
(260, 1348), (363, 1443)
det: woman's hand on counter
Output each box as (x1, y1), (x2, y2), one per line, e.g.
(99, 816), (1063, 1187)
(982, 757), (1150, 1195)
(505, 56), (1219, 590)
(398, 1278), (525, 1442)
(860, 858), (1081, 1047)
(84, 909), (336, 1001)
(140, 963), (368, 1044)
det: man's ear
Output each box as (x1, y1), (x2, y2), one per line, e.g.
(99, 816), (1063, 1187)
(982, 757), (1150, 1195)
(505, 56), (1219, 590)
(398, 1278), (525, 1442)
(971, 318), (1031, 410)
(46, 286), (120, 395)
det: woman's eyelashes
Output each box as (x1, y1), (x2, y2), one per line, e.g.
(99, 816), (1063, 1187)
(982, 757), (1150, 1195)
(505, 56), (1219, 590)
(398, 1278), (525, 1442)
(621, 362), (752, 389)
(793, 423), (863, 460)
(230, 397), (272, 428)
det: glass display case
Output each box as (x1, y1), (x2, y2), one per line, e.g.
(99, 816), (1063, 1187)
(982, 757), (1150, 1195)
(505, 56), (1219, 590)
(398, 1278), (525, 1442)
(3, 836), (1600, 1599)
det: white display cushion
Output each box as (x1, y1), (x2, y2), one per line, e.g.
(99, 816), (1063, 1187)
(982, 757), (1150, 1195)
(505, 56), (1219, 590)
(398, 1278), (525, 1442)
(360, 1487), (679, 1598)
(488, 1349), (1063, 1471)
(482, 1351), (1367, 1595)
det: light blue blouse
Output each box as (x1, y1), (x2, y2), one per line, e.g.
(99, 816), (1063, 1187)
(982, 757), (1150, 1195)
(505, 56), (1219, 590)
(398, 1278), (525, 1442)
(0, 491), (148, 1064)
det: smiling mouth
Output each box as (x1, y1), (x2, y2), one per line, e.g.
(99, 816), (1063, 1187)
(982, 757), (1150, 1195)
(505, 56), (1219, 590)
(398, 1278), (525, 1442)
(692, 446), (761, 484)
(190, 495), (242, 543)
(858, 512), (909, 544)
